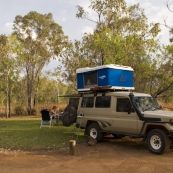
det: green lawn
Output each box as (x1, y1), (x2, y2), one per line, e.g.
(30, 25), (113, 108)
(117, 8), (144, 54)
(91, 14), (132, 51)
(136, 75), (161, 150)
(0, 118), (86, 150)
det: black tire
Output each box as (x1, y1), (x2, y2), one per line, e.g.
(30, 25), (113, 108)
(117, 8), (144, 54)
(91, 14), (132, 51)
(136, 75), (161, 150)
(146, 129), (170, 155)
(87, 123), (103, 142)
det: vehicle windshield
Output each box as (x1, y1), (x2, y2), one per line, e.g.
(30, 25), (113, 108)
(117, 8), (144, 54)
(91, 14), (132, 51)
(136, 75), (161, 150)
(133, 96), (161, 111)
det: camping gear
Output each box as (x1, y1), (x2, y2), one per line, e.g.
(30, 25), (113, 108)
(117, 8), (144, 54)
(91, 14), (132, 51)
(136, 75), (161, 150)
(40, 109), (52, 128)
(76, 64), (134, 92)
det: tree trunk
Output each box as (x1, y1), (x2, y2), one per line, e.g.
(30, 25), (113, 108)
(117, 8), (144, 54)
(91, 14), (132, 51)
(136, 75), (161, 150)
(27, 85), (32, 115)
(27, 73), (33, 115)
(28, 94), (32, 115)
(6, 94), (9, 119)
(6, 73), (9, 119)
(8, 87), (11, 118)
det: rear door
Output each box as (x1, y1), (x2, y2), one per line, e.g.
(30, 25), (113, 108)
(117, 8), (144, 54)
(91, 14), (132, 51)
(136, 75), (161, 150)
(93, 96), (114, 131)
(77, 95), (114, 131)
(77, 96), (95, 127)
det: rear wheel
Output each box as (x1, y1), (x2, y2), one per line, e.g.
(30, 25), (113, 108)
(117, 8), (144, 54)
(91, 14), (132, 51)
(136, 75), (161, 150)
(87, 123), (103, 142)
(146, 129), (170, 155)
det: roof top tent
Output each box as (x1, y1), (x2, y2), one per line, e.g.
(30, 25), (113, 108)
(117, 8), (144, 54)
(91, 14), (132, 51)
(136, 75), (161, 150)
(76, 64), (135, 92)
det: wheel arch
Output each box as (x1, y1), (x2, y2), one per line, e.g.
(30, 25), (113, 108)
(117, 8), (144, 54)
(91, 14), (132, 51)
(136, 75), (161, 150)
(146, 125), (169, 134)
(143, 125), (169, 140)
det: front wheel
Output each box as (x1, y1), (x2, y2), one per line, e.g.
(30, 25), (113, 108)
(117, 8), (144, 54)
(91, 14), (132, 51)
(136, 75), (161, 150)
(146, 129), (170, 155)
(87, 123), (103, 142)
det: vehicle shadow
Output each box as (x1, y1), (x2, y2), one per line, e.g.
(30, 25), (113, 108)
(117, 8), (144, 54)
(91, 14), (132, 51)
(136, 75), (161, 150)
(101, 135), (173, 154)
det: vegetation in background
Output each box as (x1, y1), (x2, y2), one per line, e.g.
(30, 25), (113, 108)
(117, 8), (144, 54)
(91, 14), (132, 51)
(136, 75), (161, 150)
(13, 11), (68, 115)
(0, 35), (20, 118)
(59, 0), (161, 92)
(1, 0), (173, 117)
(57, 0), (173, 102)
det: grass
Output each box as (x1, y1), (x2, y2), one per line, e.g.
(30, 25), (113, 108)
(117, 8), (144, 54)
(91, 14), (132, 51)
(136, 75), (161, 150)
(0, 118), (87, 151)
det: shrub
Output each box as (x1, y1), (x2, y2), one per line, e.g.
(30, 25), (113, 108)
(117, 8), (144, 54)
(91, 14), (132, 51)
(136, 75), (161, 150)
(26, 108), (37, 116)
(15, 106), (26, 115)
(31, 108), (37, 115)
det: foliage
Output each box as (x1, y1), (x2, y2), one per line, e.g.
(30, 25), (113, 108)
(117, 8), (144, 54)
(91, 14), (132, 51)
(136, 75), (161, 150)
(12, 78), (28, 106)
(1, 2), (173, 107)
(0, 34), (20, 118)
(36, 76), (69, 104)
(149, 1), (173, 101)
(30, 108), (37, 115)
(0, 119), (86, 150)
(14, 106), (26, 115)
(13, 11), (68, 114)
(152, 46), (173, 101)
(57, 41), (89, 92)
(60, 0), (161, 94)
(145, 2), (173, 101)
(76, 0), (160, 65)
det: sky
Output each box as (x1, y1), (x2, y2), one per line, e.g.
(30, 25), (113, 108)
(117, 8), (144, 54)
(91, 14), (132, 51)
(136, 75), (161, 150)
(0, 0), (173, 70)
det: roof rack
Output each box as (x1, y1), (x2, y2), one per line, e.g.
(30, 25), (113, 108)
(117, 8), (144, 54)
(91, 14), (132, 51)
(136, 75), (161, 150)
(78, 86), (133, 94)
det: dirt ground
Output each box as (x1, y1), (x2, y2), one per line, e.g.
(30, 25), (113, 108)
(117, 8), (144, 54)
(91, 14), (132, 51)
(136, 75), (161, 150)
(1, 136), (173, 173)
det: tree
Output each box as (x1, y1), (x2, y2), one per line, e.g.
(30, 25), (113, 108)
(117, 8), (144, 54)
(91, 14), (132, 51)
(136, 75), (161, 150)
(76, 0), (160, 65)
(36, 76), (68, 105)
(152, 36), (173, 100)
(13, 11), (68, 114)
(56, 40), (90, 92)
(60, 0), (161, 93)
(0, 34), (19, 118)
(148, 1), (173, 101)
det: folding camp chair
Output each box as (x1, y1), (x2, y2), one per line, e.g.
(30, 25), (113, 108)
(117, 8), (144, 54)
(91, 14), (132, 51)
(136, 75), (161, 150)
(40, 109), (52, 128)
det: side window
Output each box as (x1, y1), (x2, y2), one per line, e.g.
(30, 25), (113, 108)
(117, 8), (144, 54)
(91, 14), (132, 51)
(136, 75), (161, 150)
(95, 96), (111, 108)
(81, 97), (94, 108)
(116, 98), (134, 112)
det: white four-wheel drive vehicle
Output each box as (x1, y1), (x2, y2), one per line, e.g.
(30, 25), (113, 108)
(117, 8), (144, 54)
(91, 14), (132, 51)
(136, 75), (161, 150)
(75, 91), (173, 155)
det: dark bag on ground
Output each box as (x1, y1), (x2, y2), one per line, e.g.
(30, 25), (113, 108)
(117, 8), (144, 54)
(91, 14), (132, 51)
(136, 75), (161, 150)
(61, 105), (77, 127)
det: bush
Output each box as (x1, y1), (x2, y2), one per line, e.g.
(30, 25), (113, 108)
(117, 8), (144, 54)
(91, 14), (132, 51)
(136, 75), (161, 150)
(26, 108), (37, 116)
(15, 106), (26, 115)
(31, 108), (37, 115)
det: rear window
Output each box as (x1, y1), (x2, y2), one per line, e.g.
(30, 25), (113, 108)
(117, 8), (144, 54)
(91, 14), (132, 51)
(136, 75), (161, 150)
(81, 97), (94, 108)
(95, 96), (111, 108)
(69, 98), (79, 109)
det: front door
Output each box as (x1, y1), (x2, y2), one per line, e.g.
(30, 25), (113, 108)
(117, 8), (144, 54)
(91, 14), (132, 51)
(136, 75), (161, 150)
(113, 97), (139, 134)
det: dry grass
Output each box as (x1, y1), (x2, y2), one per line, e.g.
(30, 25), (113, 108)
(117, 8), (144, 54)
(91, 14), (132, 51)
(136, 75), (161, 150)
(1, 101), (173, 118)
(0, 103), (67, 118)
(159, 101), (173, 111)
